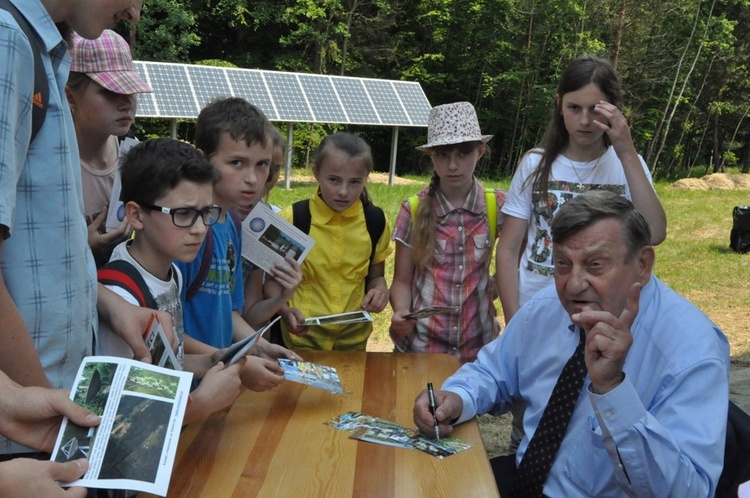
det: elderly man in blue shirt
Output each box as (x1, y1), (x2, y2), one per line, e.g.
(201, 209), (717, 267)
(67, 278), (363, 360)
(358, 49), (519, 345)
(415, 190), (729, 497)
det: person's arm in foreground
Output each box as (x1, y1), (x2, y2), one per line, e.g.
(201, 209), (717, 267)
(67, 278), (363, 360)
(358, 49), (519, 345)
(575, 283), (726, 497)
(0, 369), (101, 497)
(97, 283), (175, 363)
(0, 236), (52, 387)
(389, 241), (417, 337)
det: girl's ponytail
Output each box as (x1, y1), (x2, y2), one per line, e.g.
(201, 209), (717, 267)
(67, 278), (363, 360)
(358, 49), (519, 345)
(411, 172), (440, 269)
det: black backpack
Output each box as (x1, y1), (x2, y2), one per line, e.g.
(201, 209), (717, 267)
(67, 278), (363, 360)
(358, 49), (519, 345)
(0, 0), (49, 145)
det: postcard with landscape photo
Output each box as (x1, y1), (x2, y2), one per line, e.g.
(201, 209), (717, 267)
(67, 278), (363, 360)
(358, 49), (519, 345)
(278, 358), (344, 394)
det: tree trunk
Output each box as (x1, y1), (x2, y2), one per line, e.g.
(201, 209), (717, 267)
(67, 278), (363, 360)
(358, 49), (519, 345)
(712, 113), (722, 173)
(613, 0), (627, 69)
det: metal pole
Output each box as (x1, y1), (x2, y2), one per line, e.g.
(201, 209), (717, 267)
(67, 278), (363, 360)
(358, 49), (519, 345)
(171, 119), (177, 139)
(284, 122), (294, 190)
(389, 126), (399, 186)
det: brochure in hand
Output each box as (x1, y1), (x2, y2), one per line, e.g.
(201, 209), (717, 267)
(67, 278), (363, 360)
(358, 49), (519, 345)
(278, 358), (344, 394)
(51, 356), (193, 496)
(144, 314), (180, 371)
(214, 316), (280, 367)
(303, 310), (373, 327)
(325, 411), (472, 459)
(240, 203), (315, 273)
(402, 306), (459, 320)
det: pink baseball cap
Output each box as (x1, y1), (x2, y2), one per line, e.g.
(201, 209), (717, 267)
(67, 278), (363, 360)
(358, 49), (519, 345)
(69, 30), (152, 95)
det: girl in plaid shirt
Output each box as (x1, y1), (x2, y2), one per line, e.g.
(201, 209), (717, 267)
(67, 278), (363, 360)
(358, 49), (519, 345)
(390, 102), (505, 363)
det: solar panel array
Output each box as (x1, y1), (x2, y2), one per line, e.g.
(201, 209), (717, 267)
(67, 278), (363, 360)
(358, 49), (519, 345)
(134, 61), (431, 127)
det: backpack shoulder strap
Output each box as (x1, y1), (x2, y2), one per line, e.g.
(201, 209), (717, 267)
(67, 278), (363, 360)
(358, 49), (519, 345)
(0, 0), (49, 145)
(97, 260), (156, 309)
(186, 228), (214, 301)
(363, 204), (386, 264)
(291, 199), (312, 234)
(485, 189), (497, 242)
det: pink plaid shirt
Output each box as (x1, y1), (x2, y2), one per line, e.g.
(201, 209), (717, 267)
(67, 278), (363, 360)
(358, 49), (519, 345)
(391, 179), (505, 363)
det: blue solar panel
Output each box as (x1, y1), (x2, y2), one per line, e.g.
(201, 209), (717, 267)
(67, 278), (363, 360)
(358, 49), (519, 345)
(298, 75), (348, 123)
(133, 62), (431, 127)
(141, 63), (198, 118)
(331, 77), (379, 124)
(392, 81), (431, 126)
(187, 65), (232, 109)
(132, 62), (157, 117)
(226, 69), (278, 120)
(263, 72), (313, 122)
(363, 79), (410, 126)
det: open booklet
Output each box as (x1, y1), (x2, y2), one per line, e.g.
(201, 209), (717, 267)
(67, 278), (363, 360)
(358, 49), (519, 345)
(325, 411), (472, 459)
(51, 356), (193, 496)
(240, 203), (315, 273)
(214, 316), (280, 367)
(303, 310), (373, 327)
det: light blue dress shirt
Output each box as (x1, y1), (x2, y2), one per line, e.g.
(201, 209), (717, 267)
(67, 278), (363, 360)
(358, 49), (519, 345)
(444, 275), (729, 497)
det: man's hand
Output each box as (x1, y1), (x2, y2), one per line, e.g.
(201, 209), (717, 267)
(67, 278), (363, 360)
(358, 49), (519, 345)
(573, 283), (641, 394)
(413, 388), (463, 438)
(0, 458), (89, 497)
(239, 356), (285, 392)
(0, 373), (100, 452)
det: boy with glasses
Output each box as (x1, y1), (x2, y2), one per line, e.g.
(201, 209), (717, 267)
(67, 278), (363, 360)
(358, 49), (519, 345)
(97, 138), (244, 424)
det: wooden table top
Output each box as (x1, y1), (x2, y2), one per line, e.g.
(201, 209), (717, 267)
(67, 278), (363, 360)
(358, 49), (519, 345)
(143, 351), (499, 497)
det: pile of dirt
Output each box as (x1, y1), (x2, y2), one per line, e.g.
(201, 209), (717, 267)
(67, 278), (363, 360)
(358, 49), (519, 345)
(671, 173), (750, 190)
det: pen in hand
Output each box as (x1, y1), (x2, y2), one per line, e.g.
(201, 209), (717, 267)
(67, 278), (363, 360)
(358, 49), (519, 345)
(427, 382), (440, 441)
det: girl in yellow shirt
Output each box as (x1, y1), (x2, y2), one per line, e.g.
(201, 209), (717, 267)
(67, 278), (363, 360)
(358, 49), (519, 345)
(267, 132), (392, 350)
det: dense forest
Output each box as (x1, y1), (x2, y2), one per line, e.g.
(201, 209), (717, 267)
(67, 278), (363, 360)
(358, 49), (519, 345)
(119, 0), (750, 179)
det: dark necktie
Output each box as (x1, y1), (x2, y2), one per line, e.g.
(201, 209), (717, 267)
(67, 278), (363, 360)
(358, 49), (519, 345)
(511, 327), (588, 498)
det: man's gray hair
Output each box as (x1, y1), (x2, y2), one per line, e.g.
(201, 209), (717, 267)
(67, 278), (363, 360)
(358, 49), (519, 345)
(550, 191), (652, 260)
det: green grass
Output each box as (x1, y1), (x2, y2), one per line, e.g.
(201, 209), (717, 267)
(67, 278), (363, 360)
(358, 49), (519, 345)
(269, 171), (750, 362)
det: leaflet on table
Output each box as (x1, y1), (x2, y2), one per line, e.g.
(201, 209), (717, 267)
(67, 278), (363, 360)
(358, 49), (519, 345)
(144, 313), (181, 371)
(303, 310), (373, 327)
(278, 358), (344, 394)
(104, 136), (139, 231)
(50, 356), (193, 496)
(240, 203), (315, 273)
(403, 306), (459, 320)
(214, 316), (280, 367)
(325, 411), (472, 459)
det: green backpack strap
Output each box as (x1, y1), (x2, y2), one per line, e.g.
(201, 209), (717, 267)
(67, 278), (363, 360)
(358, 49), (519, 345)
(408, 190), (497, 241)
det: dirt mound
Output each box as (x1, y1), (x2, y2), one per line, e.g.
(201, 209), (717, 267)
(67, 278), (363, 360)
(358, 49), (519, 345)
(670, 173), (750, 190)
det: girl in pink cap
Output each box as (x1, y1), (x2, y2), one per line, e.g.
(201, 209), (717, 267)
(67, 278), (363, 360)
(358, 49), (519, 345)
(66, 29), (153, 266)
(390, 101), (506, 363)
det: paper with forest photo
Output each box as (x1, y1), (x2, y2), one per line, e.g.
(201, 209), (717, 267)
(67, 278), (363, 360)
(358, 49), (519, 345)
(50, 356), (192, 496)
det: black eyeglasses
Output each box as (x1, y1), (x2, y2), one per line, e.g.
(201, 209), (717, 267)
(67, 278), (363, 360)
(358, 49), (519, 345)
(142, 203), (222, 228)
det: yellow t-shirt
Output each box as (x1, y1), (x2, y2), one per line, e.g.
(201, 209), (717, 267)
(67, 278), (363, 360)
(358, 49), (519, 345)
(280, 192), (392, 350)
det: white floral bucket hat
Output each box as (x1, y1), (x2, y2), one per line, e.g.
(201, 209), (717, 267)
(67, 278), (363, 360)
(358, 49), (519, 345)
(416, 101), (493, 151)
